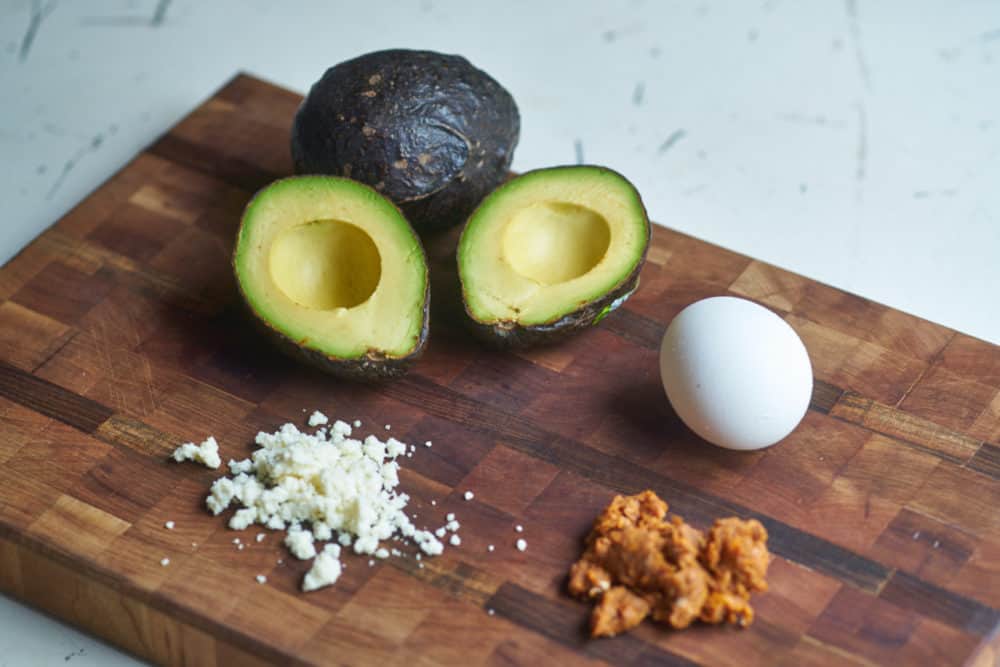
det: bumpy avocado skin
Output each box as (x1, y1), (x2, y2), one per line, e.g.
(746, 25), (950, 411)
(459, 166), (651, 348)
(290, 49), (520, 233)
(233, 177), (431, 381)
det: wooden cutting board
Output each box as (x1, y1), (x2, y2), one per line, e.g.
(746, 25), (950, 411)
(1, 74), (998, 667)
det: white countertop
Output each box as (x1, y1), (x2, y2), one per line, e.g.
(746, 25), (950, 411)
(1, 0), (998, 663)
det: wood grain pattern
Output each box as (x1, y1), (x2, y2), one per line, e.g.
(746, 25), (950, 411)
(0, 73), (998, 666)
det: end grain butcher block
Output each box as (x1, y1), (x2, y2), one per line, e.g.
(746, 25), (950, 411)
(1, 74), (999, 667)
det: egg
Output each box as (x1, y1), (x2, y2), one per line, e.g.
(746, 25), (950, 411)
(659, 296), (812, 451)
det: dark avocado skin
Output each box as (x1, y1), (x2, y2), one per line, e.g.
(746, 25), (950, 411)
(290, 49), (520, 233)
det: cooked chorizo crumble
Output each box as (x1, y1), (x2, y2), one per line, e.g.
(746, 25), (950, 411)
(568, 490), (770, 638)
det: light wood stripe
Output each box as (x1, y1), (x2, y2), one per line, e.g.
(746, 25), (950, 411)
(830, 391), (982, 464)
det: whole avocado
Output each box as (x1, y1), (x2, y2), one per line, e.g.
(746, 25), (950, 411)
(291, 49), (520, 233)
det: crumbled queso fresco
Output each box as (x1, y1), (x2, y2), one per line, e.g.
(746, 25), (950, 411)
(171, 436), (222, 469)
(170, 413), (453, 591)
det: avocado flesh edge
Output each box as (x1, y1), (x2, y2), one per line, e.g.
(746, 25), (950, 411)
(466, 267), (642, 348)
(234, 176), (429, 376)
(457, 166), (649, 342)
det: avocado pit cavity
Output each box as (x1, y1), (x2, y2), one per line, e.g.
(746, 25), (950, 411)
(269, 219), (381, 310)
(502, 202), (611, 286)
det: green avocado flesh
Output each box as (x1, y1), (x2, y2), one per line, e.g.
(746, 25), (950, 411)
(458, 166), (649, 339)
(234, 176), (428, 376)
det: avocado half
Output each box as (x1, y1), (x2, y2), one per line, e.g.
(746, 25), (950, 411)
(457, 166), (650, 346)
(290, 49), (520, 234)
(233, 176), (429, 379)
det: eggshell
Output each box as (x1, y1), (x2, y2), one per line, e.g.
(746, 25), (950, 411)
(659, 296), (812, 450)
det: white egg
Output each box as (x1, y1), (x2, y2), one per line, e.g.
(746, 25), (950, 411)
(659, 296), (812, 451)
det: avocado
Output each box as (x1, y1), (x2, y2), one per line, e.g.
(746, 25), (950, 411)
(290, 49), (520, 234)
(233, 176), (429, 379)
(457, 166), (650, 346)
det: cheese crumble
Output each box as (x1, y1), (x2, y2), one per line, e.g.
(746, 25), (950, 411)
(176, 419), (448, 592)
(304, 545), (342, 591)
(171, 437), (221, 469)
(308, 411), (329, 427)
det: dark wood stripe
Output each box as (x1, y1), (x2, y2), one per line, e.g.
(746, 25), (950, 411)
(389, 554), (500, 607)
(880, 570), (1000, 637)
(810, 379), (844, 414)
(602, 308), (665, 351)
(0, 366), (183, 463)
(382, 375), (552, 448)
(968, 443), (1000, 481)
(758, 520), (889, 592)
(0, 361), (112, 433)
(148, 134), (279, 193)
(488, 582), (699, 667)
(395, 374), (891, 593)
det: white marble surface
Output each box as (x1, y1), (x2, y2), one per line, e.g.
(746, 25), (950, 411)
(0, 0), (998, 663)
